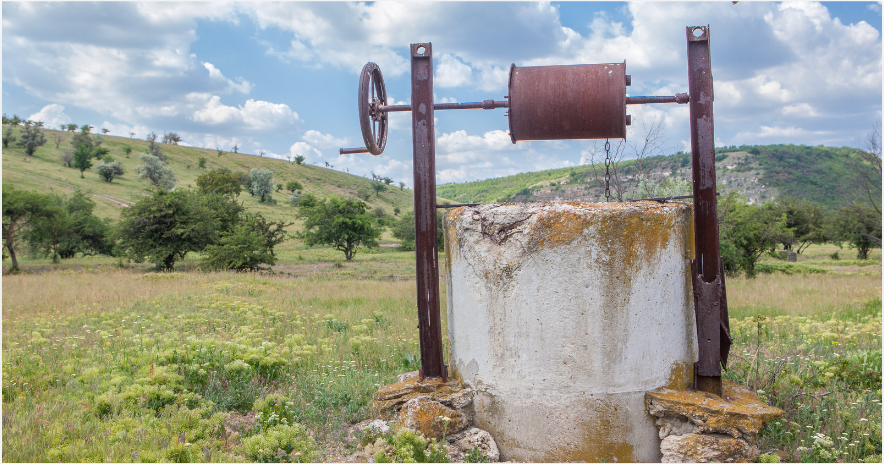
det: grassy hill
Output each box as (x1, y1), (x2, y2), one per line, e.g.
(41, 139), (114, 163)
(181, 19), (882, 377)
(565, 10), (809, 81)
(2, 126), (420, 225)
(437, 144), (879, 209)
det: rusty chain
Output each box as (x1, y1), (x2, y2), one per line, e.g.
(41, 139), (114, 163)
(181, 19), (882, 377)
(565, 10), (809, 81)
(604, 139), (612, 202)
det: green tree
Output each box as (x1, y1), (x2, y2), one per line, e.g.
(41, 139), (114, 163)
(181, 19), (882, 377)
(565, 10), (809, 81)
(146, 131), (158, 151)
(834, 201), (882, 259)
(251, 213), (291, 256)
(371, 182), (387, 197)
(196, 170), (242, 196)
(15, 120), (47, 156)
(3, 126), (16, 148)
(72, 144), (93, 178)
(116, 189), (218, 270)
(96, 160), (124, 182)
(65, 123), (77, 132)
(774, 197), (825, 254)
(286, 180), (303, 193)
(391, 210), (445, 251)
(202, 219), (275, 271)
(719, 195), (793, 277)
(135, 153), (176, 190)
(249, 169), (274, 202)
(26, 191), (112, 262)
(71, 126), (95, 151)
(2, 185), (58, 272)
(198, 157), (207, 169)
(297, 196), (382, 260)
(294, 155), (305, 165)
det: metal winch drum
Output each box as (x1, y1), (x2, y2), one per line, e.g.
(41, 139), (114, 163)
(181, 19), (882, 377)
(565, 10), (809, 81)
(507, 63), (628, 142)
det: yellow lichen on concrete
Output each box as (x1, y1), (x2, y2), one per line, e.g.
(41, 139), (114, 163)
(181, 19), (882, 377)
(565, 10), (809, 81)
(666, 361), (694, 391)
(645, 380), (785, 438)
(546, 399), (636, 463)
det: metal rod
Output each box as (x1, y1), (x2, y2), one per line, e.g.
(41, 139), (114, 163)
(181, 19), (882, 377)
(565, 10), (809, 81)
(410, 43), (446, 381)
(436, 203), (480, 208)
(626, 94), (689, 105)
(687, 25), (729, 397)
(626, 192), (719, 202)
(383, 100), (509, 112)
(340, 147), (370, 155)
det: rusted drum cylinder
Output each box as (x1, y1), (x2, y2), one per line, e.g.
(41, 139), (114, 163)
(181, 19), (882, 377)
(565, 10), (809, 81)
(507, 63), (627, 142)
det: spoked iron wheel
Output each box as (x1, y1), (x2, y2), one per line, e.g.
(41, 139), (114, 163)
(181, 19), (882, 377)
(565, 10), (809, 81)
(358, 62), (388, 156)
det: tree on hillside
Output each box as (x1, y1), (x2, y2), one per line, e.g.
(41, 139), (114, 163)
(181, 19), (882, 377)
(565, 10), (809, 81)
(286, 180), (303, 194)
(297, 196), (382, 261)
(52, 132), (65, 148)
(294, 155), (305, 165)
(26, 191), (112, 262)
(101, 128), (110, 135)
(774, 196), (825, 254)
(3, 126), (16, 148)
(2, 185), (59, 272)
(66, 123), (77, 132)
(162, 131), (181, 145)
(371, 182), (387, 197)
(116, 189), (218, 270)
(399, 181), (406, 190)
(202, 218), (275, 271)
(391, 210), (445, 251)
(146, 131), (158, 151)
(71, 126), (95, 151)
(72, 144), (93, 178)
(833, 201), (882, 260)
(80, 124), (92, 133)
(60, 149), (74, 168)
(97, 160), (124, 182)
(249, 169), (274, 202)
(16, 120), (47, 156)
(233, 145), (239, 154)
(718, 194), (793, 277)
(135, 153), (176, 190)
(197, 170), (242, 197)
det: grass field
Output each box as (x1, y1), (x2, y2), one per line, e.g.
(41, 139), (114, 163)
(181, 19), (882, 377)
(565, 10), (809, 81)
(2, 242), (881, 462)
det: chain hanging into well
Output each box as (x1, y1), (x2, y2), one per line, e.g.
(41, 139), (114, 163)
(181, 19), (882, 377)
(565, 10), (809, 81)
(603, 139), (612, 202)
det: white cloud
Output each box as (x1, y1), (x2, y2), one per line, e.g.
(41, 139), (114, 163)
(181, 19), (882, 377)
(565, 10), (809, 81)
(437, 129), (513, 153)
(302, 129), (348, 148)
(27, 104), (70, 129)
(289, 141), (322, 159)
(435, 54), (473, 88)
(188, 93), (301, 131)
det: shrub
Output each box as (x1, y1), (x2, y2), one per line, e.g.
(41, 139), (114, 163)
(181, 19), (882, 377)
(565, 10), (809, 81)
(239, 424), (318, 463)
(373, 428), (448, 463)
(96, 160), (124, 182)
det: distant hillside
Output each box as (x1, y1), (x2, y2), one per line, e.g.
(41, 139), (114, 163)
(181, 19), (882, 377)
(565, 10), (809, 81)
(2, 126), (420, 224)
(437, 144), (879, 209)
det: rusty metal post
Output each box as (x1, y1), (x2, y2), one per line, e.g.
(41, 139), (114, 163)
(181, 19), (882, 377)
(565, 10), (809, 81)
(687, 25), (730, 396)
(411, 43), (446, 380)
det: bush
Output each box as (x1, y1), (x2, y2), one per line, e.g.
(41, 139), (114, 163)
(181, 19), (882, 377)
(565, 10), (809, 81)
(202, 220), (275, 271)
(239, 424), (318, 463)
(96, 160), (124, 182)
(373, 428), (448, 463)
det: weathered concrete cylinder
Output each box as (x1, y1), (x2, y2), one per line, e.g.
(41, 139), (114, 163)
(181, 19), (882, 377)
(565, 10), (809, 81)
(443, 202), (697, 462)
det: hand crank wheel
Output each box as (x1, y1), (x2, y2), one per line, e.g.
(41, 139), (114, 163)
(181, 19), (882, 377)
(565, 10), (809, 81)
(358, 62), (388, 156)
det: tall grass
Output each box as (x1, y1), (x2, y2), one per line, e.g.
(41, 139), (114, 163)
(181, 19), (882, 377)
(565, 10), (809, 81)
(2, 248), (880, 462)
(2, 267), (436, 462)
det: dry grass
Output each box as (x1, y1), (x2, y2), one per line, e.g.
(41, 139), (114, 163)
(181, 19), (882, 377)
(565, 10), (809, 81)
(727, 273), (882, 318)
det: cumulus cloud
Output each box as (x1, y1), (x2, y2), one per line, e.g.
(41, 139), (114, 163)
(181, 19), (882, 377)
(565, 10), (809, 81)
(27, 104), (70, 129)
(302, 129), (348, 148)
(188, 94), (301, 131)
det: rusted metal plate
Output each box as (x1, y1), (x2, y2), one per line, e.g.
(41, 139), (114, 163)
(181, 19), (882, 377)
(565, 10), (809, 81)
(410, 43), (446, 381)
(687, 25), (730, 396)
(507, 63), (627, 142)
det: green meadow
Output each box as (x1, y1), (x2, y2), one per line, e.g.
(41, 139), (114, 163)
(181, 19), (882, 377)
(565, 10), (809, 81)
(2, 244), (881, 462)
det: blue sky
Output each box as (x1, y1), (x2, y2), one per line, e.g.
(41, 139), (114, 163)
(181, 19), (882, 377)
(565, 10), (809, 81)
(3, 2), (881, 187)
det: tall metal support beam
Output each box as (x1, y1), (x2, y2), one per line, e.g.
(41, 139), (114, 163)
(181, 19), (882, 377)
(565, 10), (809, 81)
(687, 26), (731, 396)
(410, 43), (446, 380)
